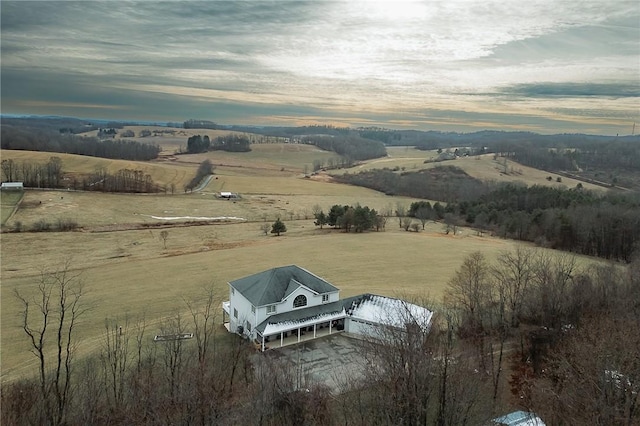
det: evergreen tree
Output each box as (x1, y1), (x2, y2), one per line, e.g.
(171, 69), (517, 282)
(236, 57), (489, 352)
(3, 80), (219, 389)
(271, 218), (287, 236)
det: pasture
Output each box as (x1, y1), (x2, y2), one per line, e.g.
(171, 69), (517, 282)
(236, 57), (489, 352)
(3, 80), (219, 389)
(2, 218), (545, 383)
(0, 143), (606, 384)
(334, 148), (605, 192)
(0, 190), (24, 225)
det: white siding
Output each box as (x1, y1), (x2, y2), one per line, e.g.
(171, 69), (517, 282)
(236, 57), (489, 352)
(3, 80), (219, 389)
(345, 318), (377, 336)
(228, 284), (256, 339)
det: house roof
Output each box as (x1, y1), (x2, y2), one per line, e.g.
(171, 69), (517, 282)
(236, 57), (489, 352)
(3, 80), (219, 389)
(344, 294), (433, 331)
(229, 265), (339, 307)
(493, 411), (545, 426)
(256, 300), (345, 334)
(256, 294), (433, 336)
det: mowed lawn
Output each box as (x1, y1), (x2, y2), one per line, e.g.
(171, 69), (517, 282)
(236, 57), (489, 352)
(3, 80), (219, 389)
(2, 220), (538, 383)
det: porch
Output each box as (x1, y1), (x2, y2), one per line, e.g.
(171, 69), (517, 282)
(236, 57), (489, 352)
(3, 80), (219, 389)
(257, 318), (345, 351)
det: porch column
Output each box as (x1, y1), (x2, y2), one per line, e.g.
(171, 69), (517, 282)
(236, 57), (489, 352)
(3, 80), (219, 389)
(261, 334), (265, 352)
(280, 332), (283, 347)
(329, 321), (332, 335)
(297, 328), (301, 342)
(313, 323), (316, 338)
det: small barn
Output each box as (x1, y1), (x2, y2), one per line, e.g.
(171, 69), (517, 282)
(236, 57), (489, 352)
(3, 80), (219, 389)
(219, 191), (238, 199)
(1, 182), (24, 191)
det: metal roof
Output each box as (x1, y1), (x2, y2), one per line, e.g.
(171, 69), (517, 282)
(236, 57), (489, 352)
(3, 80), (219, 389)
(493, 411), (545, 426)
(229, 265), (339, 307)
(256, 300), (345, 334)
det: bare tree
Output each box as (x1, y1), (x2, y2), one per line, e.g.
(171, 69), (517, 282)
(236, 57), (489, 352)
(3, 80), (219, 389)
(101, 317), (131, 411)
(395, 202), (406, 228)
(159, 230), (169, 249)
(260, 222), (271, 236)
(14, 260), (87, 425)
(492, 246), (535, 327)
(528, 252), (577, 328)
(416, 206), (431, 230)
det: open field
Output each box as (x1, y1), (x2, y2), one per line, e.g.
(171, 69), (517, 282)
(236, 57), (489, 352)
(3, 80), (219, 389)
(78, 125), (292, 155)
(2, 217), (590, 383)
(334, 148), (605, 192)
(0, 142), (610, 384)
(0, 190), (23, 225)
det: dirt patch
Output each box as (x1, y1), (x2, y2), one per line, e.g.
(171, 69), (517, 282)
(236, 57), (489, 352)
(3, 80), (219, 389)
(308, 172), (335, 183)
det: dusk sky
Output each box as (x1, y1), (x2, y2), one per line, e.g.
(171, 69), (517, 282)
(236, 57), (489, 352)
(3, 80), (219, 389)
(1, 0), (639, 134)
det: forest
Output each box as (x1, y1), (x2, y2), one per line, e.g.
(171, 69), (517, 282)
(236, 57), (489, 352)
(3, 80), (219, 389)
(1, 125), (161, 161)
(1, 157), (162, 195)
(338, 167), (640, 262)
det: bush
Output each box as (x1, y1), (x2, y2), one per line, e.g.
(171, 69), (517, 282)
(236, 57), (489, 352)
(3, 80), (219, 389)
(31, 219), (50, 232)
(57, 218), (78, 231)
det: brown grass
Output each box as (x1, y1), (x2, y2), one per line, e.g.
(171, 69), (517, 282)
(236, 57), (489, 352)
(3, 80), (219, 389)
(0, 143), (606, 384)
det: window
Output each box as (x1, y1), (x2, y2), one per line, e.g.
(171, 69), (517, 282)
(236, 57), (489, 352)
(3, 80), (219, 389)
(231, 287), (235, 295)
(322, 294), (329, 303)
(246, 321), (251, 331)
(293, 294), (307, 308)
(233, 308), (238, 319)
(251, 305), (256, 314)
(267, 305), (277, 315)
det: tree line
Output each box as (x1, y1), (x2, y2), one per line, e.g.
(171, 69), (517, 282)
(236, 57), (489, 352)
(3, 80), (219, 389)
(186, 134), (251, 154)
(1, 157), (163, 194)
(301, 134), (386, 163)
(337, 167), (640, 262)
(1, 125), (161, 161)
(334, 166), (487, 203)
(446, 183), (640, 261)
(313, 204), (386, 232)
(184, 160), (215, 192)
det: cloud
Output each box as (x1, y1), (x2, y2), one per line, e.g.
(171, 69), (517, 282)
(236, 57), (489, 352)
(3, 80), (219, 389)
(1, 0), (639, 134)
(500, 83), (640, 98)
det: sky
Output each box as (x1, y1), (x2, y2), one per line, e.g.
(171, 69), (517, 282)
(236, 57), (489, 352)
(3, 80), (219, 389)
(1, 0), (639, 135)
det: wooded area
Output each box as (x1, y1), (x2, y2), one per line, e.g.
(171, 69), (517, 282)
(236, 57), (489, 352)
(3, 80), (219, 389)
(1, 125), (161, 161)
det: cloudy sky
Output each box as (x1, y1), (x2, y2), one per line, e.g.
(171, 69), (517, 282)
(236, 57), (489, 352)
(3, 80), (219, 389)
(1, 0), (639, 134)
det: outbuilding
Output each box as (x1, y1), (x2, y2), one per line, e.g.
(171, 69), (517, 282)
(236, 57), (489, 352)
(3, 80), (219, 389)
(1, 182), (24, 190)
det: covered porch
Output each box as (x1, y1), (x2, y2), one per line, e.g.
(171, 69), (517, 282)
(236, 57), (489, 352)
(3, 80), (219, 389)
(255, 303), (346, 352)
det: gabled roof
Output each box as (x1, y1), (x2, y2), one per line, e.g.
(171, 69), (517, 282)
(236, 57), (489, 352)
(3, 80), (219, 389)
(256, 300), (345, 334)
(255, 294), (434, 336)
(229, 265), (339, 307)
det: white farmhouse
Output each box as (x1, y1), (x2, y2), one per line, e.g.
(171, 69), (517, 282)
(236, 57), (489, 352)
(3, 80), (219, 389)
(223, 265), (433, 351)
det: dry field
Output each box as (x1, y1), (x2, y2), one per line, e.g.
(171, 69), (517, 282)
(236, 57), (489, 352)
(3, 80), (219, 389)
(0, 143), (606, 384)
(333, 148), (605, 192)
(2, 218), (557, 383)
(0, 190), (23, 224)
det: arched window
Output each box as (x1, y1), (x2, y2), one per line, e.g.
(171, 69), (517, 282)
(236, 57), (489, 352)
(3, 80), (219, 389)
(293, 294), (307, 308)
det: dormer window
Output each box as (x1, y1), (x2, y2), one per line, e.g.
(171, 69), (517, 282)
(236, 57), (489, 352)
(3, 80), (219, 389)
(293, 294), (307, 308)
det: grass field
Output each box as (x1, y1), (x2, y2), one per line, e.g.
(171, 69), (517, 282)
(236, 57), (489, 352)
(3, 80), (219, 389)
(2, 219), (560, 383)
(334, 148), (605, 192)
(0, 143), (608, 384)
(0, 190), (24, 225)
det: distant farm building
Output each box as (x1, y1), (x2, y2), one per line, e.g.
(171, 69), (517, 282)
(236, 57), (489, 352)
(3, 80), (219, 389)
(1, 182), (24, 191)
(218, 191), (239, 199)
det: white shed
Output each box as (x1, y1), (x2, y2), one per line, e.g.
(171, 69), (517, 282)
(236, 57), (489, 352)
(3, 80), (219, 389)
(1, 182), (24, 190)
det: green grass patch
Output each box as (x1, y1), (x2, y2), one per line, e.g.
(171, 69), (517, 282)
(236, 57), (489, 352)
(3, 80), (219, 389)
(0, 190), (24, 225)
